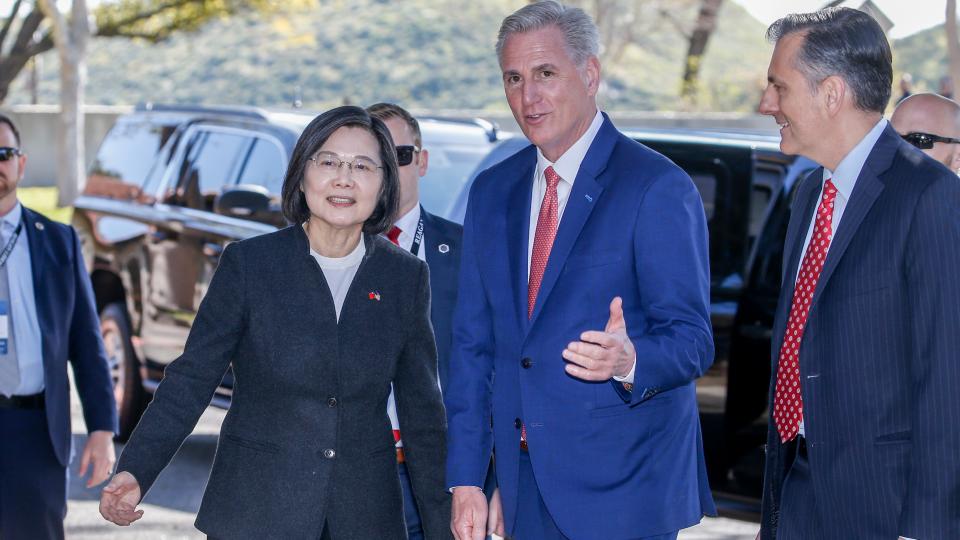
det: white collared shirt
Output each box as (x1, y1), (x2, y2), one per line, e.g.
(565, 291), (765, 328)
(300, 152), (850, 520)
(795, 118), (888, 436)
(1, 202), (44, 395)
(391, 204), (427, 263)
(526, 109), (604, 273)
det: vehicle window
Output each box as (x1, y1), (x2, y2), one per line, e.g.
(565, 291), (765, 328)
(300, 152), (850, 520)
(237, 138), (286, 196)
(178, 130), (252, 210)
(688, 172), (717, 221)
(419, 143), (491, 217)
(89, 119), (175, 186)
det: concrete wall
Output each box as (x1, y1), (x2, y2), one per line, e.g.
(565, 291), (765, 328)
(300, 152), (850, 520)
(1, 104), (132, 188)
(2, 104), (777, 188)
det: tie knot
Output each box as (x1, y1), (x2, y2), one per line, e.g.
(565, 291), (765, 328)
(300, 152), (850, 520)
(822, 178), (838, 204)
(387, 226), (402, 245)
(544, 166), (561, 190)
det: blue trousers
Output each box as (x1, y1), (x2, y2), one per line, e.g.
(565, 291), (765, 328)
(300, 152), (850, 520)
(513, 450), (679, 540)
(0, 407), (67, 540)
(398, 461), (424, 540)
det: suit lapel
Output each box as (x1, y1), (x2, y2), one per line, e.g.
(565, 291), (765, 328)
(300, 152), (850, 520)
(782, 170), (822, 288)
(21, 208), (53, 369)
(809, 127), (895, 310)
(506, 158), (535, 333)
(22, 208), (46, 294)
(527, 116), (614, 326)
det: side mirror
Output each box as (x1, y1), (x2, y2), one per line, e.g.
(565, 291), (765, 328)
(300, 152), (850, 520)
(214, 184), (276, 224)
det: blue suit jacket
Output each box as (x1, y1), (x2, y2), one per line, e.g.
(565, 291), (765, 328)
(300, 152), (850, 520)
(421, 209), (462, 389)
(22, 207), (116, 466)
(760, 126), (960, 539)
(445, 114), (716, 539)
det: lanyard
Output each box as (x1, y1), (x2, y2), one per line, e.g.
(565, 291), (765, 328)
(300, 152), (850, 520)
(409, 215), (424, 257)
(0, 221), (22, 268)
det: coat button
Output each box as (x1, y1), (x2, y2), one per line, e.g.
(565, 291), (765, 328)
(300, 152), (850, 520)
(327, 397), (337, 407)
(514, 418), (522, 429)
(323, 448), (336, 459)
(521, 357), (533, 369)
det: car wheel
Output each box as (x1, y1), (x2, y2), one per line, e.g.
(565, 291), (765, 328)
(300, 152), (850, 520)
(100, 302), (145, 441)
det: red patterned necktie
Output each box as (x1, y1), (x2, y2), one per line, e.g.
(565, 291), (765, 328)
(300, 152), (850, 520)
(528, 166), (561, 318)
(774, 179), (838, 443)
(521, 166), (562, 447)
(387, 225), (402, 246)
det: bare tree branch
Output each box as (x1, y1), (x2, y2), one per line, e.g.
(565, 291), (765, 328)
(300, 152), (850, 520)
(0, 0), (25, 55)
(658, 8), (692, 40)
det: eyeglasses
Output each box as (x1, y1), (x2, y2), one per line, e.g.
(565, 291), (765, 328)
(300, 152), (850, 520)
(396, 145), (421, 167)
(0, 147), (21, 162)
(901, 132), (960, 150)
(309, 151), (383, 180)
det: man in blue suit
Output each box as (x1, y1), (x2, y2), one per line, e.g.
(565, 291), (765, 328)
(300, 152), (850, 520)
(0, 113), (117, 539)
(445, 3), (716, 539)
(757, 8), (960, 540)
(368, 103), (470, 540)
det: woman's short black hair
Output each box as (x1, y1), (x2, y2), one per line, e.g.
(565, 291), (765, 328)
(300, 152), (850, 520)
(281, 105), (399, 235)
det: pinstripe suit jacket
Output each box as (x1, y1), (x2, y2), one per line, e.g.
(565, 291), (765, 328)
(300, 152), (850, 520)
(761, 125), (960, 539)
(116, 227), (450, 539)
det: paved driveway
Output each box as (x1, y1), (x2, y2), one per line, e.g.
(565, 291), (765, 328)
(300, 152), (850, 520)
(64, 384), (758, 539)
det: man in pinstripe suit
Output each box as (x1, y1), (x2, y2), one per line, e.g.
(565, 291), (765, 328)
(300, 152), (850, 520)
(757, 8), (960, 540)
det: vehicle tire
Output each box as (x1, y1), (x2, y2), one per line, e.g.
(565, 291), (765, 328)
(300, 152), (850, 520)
(100, 302), (145, 442)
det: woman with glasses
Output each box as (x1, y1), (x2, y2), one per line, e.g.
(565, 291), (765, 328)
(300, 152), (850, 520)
(99, 106), (451, 539)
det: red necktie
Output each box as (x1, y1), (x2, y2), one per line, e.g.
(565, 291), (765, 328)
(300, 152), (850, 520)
(521, 166), (562, 447)
(387, 225), (402, 246)
(528, 166), (561, 318)
(774, 179), (838, 443)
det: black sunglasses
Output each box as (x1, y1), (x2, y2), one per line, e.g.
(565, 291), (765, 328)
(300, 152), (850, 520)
(0, 147), (21, 162)
(902, 132), (960, 150)
(396, 145), (421, 167)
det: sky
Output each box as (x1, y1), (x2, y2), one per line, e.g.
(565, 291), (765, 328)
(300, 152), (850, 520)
(732, 0), (948, 39)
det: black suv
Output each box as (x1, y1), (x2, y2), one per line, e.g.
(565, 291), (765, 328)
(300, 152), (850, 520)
(73, 104), (498, 440)
(451, 131), (817, 512)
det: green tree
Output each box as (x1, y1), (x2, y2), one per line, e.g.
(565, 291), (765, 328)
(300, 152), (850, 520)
(0, 0), (291, 104)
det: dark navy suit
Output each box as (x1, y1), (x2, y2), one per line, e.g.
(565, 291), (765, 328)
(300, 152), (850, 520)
(446, 115), (716, 539)
(761, 126), (960, 539)
(0, 207), (116, 539)
(421, 209), (462, 390)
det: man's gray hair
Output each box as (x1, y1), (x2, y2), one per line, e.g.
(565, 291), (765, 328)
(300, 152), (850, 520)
(496, 1), (599, 68)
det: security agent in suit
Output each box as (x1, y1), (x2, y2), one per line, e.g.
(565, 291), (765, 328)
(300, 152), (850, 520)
(99, 106), (450, 539)
(446, 3), (716, 540)
(368, 103), (498, 540)
(0, 113), (117, 539)
(758, 9), (960, 539)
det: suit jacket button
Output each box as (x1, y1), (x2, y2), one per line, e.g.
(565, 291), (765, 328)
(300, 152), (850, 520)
(515, 418), (522, 429)
(323, 448), (336, 459)
(521, 357), (533, 369)
(327, 397), (337, 407)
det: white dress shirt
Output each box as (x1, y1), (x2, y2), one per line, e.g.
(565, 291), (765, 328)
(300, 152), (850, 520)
(391, 204), (427, 263)
(2, 202), (44, 395)
(794, 118), (888, 437)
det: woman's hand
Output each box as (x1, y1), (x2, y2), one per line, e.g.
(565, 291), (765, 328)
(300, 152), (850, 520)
(99, 471), (144, 526)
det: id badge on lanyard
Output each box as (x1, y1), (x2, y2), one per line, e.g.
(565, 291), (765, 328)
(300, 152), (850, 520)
(0, 301), (8, 355)
(0, 221), (23, 356)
